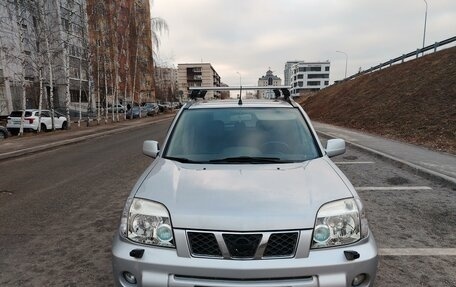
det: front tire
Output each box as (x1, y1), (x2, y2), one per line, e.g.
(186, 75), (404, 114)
(41, 123), (47, 132)
(62, 121), (68, 130)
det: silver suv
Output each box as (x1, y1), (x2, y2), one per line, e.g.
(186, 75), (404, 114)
(112, 87), (378, 287)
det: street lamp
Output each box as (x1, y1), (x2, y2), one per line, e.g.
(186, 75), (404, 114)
(422, 0), (428, 55)
(336, 50), (348, 79)
(236, 71), (242, 99)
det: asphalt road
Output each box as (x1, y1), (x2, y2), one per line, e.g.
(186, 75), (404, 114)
(0, 120), (455, 286)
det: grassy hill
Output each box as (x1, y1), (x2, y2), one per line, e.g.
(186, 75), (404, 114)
(299, 46), (456, 154)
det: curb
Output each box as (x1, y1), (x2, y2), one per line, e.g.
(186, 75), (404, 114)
(317, 130), (456, 188)
(0, 115), (175, 162)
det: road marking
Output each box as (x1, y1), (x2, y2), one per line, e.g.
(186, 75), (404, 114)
(379, 248), (456, 256)
(334, 161), (375, 165)
(355, 186), (432, 191)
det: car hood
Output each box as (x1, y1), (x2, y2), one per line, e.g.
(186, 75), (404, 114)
(135, 157), (353, 231)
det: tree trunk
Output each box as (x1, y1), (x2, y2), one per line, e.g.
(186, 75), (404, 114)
(38, 68), (43, 132)
(78, 56), (82, 127)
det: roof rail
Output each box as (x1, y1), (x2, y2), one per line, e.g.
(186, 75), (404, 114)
(188, 86), (293, 104)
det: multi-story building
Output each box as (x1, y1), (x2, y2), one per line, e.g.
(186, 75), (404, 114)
(154, 66), (178, 102)
(177, 63), (221, 100)
(258, 69), (281, 99)
(286, 61), (330, 96)
(0, 0), (89, 116)
(283, 61), (299, 86)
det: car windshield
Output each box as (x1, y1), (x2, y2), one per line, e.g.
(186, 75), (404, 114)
(164, 107), (320, 163)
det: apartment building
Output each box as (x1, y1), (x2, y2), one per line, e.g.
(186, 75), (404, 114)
(177, 63), (221, 100)
(283, 61), (299, 86)
(0, 0), (90, 115)
(257, 69), (281, 99)
(285, 61), (330, 96)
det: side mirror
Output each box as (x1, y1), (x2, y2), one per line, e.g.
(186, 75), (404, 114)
(326, 138), (346, 157)
(143, 140), (160, 158)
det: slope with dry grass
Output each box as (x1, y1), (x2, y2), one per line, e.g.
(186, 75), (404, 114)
(299, 46), (456, 154)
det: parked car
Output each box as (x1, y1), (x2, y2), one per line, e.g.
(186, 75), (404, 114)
(6, 109), (68, 134)
(158, 102), (172, 112)
(108, 104), (125, 113)
(0, 125), (9, 140)
(126, 106), (146, 119)
(112, 86), (378, 287)
(141, 102), (159, 116)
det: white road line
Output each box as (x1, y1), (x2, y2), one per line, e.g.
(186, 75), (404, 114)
(334, 161), (375, 165)
(355, 186), (432, 191)
(379, 248), (456, 256)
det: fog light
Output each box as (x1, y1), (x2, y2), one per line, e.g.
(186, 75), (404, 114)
(123, 271), (137, 284)
(352, 273), (366, 286)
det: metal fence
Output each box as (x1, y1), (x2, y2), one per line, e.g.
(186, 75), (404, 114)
(342, 35), (456, 82)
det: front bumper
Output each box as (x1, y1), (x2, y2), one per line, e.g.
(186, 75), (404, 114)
(112, 229), (378, 287)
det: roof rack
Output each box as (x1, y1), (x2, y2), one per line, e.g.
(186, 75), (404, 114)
(188, 86), (293, 105)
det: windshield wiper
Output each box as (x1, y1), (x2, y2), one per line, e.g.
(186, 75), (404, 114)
(165, 156), (203, 163)
(209, 156), (292, 164)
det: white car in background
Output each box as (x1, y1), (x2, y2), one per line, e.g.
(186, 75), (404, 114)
(6, 109), (68, 134)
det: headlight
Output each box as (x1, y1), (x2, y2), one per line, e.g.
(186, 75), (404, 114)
(311, 198), (365, 249)
(119, 198), (175, 248)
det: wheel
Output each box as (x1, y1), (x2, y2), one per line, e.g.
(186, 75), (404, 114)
(260, 141), (290, 154)
(0, 130), (6, 140)
(41, 123), (47, 132)
(62, 121), (68, 130)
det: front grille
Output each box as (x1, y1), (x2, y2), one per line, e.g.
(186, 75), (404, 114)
(263, 232), (298, 257)
(223, 233), (262, 258)
(188, 232), (222, 257)
(187, 231), (299, 259)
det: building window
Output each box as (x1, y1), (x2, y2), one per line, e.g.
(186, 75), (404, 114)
(310, 67), (321, 72)
(308, 74), (329, 79)
(61, 18), (70, 32)
(324, 81), (329, 85)
(70, 89), (88, 102)
(297, 74), (304, 79)
(299, 67), (306, 72)
(298, 81), (303, 87)
(325, 66), (330, 72)
(307, 81), (320, 86)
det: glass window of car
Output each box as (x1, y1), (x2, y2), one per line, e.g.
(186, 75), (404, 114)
(10, 111), (32, 117)
(40, 111), (51, 117)
(164, 107), (320, 163)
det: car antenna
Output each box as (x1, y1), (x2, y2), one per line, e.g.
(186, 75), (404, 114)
(238, 86), (243, 105)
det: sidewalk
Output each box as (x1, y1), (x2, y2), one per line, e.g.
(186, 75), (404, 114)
(313, 121), (456, 186)
(0, 113), (176, 161)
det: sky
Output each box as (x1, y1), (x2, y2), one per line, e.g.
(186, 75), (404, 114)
(152, 0), (456, 86)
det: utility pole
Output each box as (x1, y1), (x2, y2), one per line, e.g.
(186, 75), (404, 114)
(336, 51), (348, 79)
(422, 0), (428, 56)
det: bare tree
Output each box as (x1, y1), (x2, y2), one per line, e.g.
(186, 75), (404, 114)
(150, 16), (168, 63)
